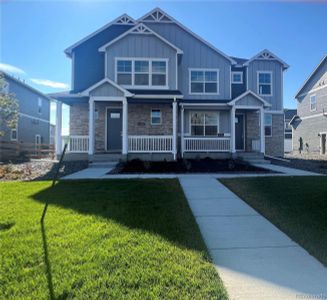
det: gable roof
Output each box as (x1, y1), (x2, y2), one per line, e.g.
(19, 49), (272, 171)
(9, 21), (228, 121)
(138, 8), (236, 64)
(295, 53), (327, 98)
(98, 23), (183, 54)
(231, 56), (248, 66)
(228, 90), (272, 107)
(2, 71), (52, 101)
(64, 14), (136, 57)
(244, 49), (289, 70)
(80, 78), (133, 97)
(284, 108), (297, 120)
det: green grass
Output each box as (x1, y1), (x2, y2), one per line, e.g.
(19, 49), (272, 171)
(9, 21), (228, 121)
(0, 180), (227, 299)
(220, 176), (327, 266)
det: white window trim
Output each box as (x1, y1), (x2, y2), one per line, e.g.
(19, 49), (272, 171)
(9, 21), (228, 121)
(264, 113), (273, 137)
(257, 71), (273, 96)
(38, 97), (42, 115)
(310, 94), (317, 112)
(189, 111), (220, 136)
(189, 68), (220, 95)
(231, 71), (243, 84)
(151, 109), (162, 125)
(10, 128), (18, 141)
(115, 57), (169, 89)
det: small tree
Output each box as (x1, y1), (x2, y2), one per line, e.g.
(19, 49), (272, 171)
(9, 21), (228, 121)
(0, 73), (19, 137)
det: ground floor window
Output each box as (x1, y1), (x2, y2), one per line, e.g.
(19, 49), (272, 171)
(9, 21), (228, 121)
(190, 112), (219, 136)
(151, 109), (162, 125)
(10, 128), (17, 141)
(265, 114), (272, 137)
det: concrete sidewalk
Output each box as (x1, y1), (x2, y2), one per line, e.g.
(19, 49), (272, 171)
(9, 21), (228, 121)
(179, 175), (327, 300)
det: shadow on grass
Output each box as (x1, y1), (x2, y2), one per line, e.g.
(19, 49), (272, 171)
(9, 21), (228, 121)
(32, 179), (207, 254)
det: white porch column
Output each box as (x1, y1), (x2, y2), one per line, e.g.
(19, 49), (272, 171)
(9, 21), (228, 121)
(88, 98), (95, 155)
(172, 98), (177, 160)
(230, 106), (236, 153)
(122, 98), (128, 155)
(260, 107), (265, 154)
(181, 106), (184, 158)
(55, 101), (62, 155)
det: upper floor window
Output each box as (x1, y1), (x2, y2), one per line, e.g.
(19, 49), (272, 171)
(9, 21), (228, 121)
(190, 111), (219, 136)
(231, 72), (243, 84)
(190, 69), (219, 95)
(310, 94), (317, 111)
(258, 72), (272, 96)
(116, 58), (167, 88)
(264, 114), (272, 137)
(11, 128), (17, 141)
(38, 97), (42, 114)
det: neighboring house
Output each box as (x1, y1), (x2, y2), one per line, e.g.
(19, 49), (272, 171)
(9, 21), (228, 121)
(51, 8), (288, 161)
(0, 72), (51, 158)
(291, 54), (327, 155)
(284, 108), (297, 153)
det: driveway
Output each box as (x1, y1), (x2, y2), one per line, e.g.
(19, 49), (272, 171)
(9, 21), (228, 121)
(179, 175), (327, 299)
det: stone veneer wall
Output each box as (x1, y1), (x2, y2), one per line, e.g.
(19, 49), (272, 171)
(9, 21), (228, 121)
(70, 103), (88, 136)
(128, 103), (173, 135)
(265, 114), (284, 157)
(245, 111), (260, 151)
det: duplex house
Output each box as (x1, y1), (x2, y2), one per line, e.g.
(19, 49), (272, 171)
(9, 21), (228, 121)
(291, 54), (327, 155)
(0, 72), (51, 160)
(52, 8), (288, 161)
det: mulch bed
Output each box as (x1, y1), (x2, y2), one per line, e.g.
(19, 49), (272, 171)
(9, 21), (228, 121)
(110, 158), (272, 174)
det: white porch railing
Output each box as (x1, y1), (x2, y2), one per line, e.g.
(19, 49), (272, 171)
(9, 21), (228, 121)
(62, 135), (89, 153)
(184, 137), (230, 152)
(128, 135), (173, 153)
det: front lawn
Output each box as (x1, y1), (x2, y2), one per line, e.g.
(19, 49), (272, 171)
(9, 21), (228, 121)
(0, 180), (227, 299)
(220, 176), (327, 266)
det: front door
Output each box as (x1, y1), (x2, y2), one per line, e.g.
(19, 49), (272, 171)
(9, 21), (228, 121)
(235, 114), (244, 151)
(106, 109), (122, 151)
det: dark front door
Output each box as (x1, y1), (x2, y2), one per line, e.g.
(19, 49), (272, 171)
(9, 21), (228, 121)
(235, 114), (244, 151)
(106, 109), (122, 151)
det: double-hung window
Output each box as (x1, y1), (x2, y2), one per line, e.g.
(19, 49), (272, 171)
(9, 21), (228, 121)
(231, 72), (243, 84)
(116, 59), (167, 87)
(190, 112), (219, 136)
(264, 114), (272, 137)
(310, 94), (317, 111)
(38, 97), (42, 114)
(258, 72), (272, 96)
(117, 60), (132, 85)
(190, 70), (219, 94)
(151, 109), (162, 125)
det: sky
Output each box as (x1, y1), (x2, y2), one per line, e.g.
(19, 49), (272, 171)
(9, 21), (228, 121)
(1, 0), (327, 130)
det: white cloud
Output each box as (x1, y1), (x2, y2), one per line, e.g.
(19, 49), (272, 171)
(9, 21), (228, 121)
(0, 63), (26, 74)
(30, 78), (69, 89)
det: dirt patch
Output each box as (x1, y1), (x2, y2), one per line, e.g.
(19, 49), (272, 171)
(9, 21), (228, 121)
(0, 160), (88, 181)
(110, 158), (273, 174)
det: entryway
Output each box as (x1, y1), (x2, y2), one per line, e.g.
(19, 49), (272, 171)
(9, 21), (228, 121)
(106, 108), (122, 151)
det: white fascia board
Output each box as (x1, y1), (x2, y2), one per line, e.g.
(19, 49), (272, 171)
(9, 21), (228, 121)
(228, 90), (272, 107)
(81, 78), (133, 97)
(64, 14), (136, 57)
(244, 49), (289, 70)
(138, 8), (236, 64)
(295, 54), (327, 99)
(98, 23), (183, 54)
(132, 94), (183, 99)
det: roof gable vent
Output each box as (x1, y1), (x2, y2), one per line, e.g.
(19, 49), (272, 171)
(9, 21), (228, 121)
(114, 14), (136, 25)
(131, 23), (152, 34)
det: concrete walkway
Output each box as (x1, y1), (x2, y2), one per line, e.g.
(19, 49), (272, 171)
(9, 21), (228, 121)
(179, 175), (327, 300)
(62, 162), (319, 180)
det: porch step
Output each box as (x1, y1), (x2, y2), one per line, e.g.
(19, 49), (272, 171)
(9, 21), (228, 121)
(236, 152), (270, 164)
(89, 153), (122, 163)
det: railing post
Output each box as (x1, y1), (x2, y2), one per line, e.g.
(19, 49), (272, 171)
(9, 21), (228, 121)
(122, 98), (128, 155)
(172, 98), (177, 160)
(181, 106), (184, 158)
(55, 101), (62, 156)
(260, 107), (265, 154)
(230, 106), (236, 153)
(88, 98), (94, 155)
